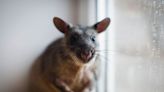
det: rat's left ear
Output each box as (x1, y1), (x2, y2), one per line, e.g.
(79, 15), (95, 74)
(93, 17), (111, 33)
(53, 17), (70, 33)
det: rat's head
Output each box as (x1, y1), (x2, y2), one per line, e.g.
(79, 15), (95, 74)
(53, 17), (110, 63)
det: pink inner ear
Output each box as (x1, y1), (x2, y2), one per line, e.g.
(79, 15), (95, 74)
(97, 18), (110, 33)
(53, 17), (68, 33)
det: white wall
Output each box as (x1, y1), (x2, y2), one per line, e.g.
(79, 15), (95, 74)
(0, 0), (77, 91)
(77, 0), (96, 25)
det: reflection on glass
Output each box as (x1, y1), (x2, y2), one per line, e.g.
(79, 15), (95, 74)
(107, 0), (164, 92)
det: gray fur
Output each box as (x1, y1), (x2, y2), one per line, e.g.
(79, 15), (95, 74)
(28, 17), (110, 92)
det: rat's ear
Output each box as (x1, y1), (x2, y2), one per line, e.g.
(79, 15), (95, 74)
(93, 17), (110, 33)
(53, 17), (70, 33)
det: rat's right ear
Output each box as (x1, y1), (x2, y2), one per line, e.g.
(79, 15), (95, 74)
(53, 17), (70, 33)
(93, 17), (110, 33)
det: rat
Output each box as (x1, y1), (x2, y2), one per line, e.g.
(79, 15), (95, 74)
(27, 17), (110, 92)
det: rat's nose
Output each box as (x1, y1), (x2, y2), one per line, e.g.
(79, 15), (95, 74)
(81, 48), (95, 61)
(83, 50), (92, 60)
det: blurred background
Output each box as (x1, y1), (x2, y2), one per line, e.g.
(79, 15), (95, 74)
(0, 0), (164, 92)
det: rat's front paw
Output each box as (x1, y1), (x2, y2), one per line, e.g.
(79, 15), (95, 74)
(55, 78), (74, 92)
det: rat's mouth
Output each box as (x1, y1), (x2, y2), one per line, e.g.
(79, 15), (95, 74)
(78, 48), (95, 63)
(68, 45), (95, 63)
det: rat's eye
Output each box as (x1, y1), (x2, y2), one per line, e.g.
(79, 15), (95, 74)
(90, 36), (96, 42)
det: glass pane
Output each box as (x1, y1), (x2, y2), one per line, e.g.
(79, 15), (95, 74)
(108, 0), (164, 92)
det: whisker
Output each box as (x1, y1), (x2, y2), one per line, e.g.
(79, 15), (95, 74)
(95, 51), (116, 55)
(96, 50), (120, 53)
(95, 53), (112, 63)
(96, 51), (114, 55)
